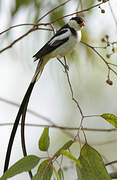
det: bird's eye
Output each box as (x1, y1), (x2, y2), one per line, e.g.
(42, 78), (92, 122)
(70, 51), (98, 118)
(77, 19), (83, 24)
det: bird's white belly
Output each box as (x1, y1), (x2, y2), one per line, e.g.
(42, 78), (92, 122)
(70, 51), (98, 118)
(50, 35), (78, 58)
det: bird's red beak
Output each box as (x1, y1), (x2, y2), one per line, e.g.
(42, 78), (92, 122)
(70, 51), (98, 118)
(80, 21), (85, 27)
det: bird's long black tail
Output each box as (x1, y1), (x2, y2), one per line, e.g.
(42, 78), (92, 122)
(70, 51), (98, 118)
(4, 81), (35, 172)
(4, 58), (45, 173)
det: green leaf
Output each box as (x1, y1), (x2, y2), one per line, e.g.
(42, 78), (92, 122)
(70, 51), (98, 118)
(60, 150), (80, 166)
(32, 173), (40, 180)
(76, 144), (111, 180)
(1, 155), (40, 179)
(39, 128), (50, 151)
(34, 160), (53, 180)
(58, 168), (64, 180)
(54, 140), (73, 157)
(101, 113), (117, 128)
(53, 166), (60, 180)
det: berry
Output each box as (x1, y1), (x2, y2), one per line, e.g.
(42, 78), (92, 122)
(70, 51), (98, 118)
(106, 79), (113, 86)
(101, 9), (105, 13)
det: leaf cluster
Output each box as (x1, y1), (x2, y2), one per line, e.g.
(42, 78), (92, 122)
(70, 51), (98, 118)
(1, 123), (114, 180)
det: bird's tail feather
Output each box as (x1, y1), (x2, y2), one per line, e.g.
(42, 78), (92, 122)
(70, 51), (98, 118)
(31, 58), (44, 83)
(4, 58), (45, 172)
(4, 81), (35, 172)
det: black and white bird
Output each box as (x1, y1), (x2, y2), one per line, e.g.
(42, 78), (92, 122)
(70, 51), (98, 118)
(4, 16), (85, 172)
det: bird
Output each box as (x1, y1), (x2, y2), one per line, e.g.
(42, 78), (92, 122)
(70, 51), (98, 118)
(4, 16), (85, 172)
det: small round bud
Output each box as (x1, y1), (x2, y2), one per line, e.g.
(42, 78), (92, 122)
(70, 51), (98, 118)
(105, 34), (109, 39)
(112, 47), (115, 53)
(101, 38), (105, 42)
(106, 54), (110, 58)
(101, 9), (105, 13)
(106, 79), (113, 86)
(103, 0), (108, 2)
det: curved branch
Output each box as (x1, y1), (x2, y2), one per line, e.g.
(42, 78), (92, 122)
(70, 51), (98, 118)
(81, 41), (117, 77)
(0, 27), (52, 54)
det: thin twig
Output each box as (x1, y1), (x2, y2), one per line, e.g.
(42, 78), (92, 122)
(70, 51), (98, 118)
(0, 0), (110, 37)
(109, 172), (117, 179)
(37, 0), (72, 23)
(0, 24), (36, 35)
(50, 0), (109, 24)
(0, 27), (52, 54)
(81, 41), (117, 77)
(108, 1), (117, 33)
(0, 0), (109, 36)
(0, 97), (54, 125)
(63, 57), (86, 143)
(108, 63), (117, 67)
(0, 23), (53, 35)
(105, 160), (117, 166)
(64, 57), (84, 117)
(0, 0), (109, 54)
(1, 122), (117, 132)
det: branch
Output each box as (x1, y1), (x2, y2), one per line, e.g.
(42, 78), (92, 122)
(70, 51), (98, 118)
(0, 0), (72, 36)
(0, 23), (36, 35)
(51, 0), (110, 24)
(0, 27), (52, 54)
(105, 160), (117, 166)
(64, 57), (83, 117)
(0, 122), (117, 132)
(62, 58), (86, 144)
(37, 0), (72, 23)
(109, 172), (117, 179)
(0, 0), (110, 36)
(0, 0), (110, 54)
(81, 41), (117, 83)
(0, 97), (54, 125)
(108, 1), (117, 33)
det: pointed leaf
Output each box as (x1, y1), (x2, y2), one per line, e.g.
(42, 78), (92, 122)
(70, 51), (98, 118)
(58, 168), (64, 180)
(32, 173), (40, 180)
(60, 150), (80, 166)
(39, 128), (50, 151)
(36, 159), (53, 180)
(54, 140), (73, 157)
(101, 113), (117, 128)
(76, 144), (111, 180)
(53, 166), (60, 180)
(1, 155), (40, 179)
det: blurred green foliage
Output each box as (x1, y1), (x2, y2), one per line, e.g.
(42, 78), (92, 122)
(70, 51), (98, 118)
(11, 0), (32, 17)
(11, 0), (43, 23)
(50, 7), (65, 27)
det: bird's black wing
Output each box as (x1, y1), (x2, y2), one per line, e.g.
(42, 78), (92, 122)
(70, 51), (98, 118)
(33, 24), (70, 61)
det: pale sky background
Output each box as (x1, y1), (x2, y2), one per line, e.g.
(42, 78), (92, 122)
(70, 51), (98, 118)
(0, 0), (117, 179)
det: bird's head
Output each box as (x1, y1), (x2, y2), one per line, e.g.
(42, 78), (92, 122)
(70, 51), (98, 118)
(68, 16), (85, 31)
